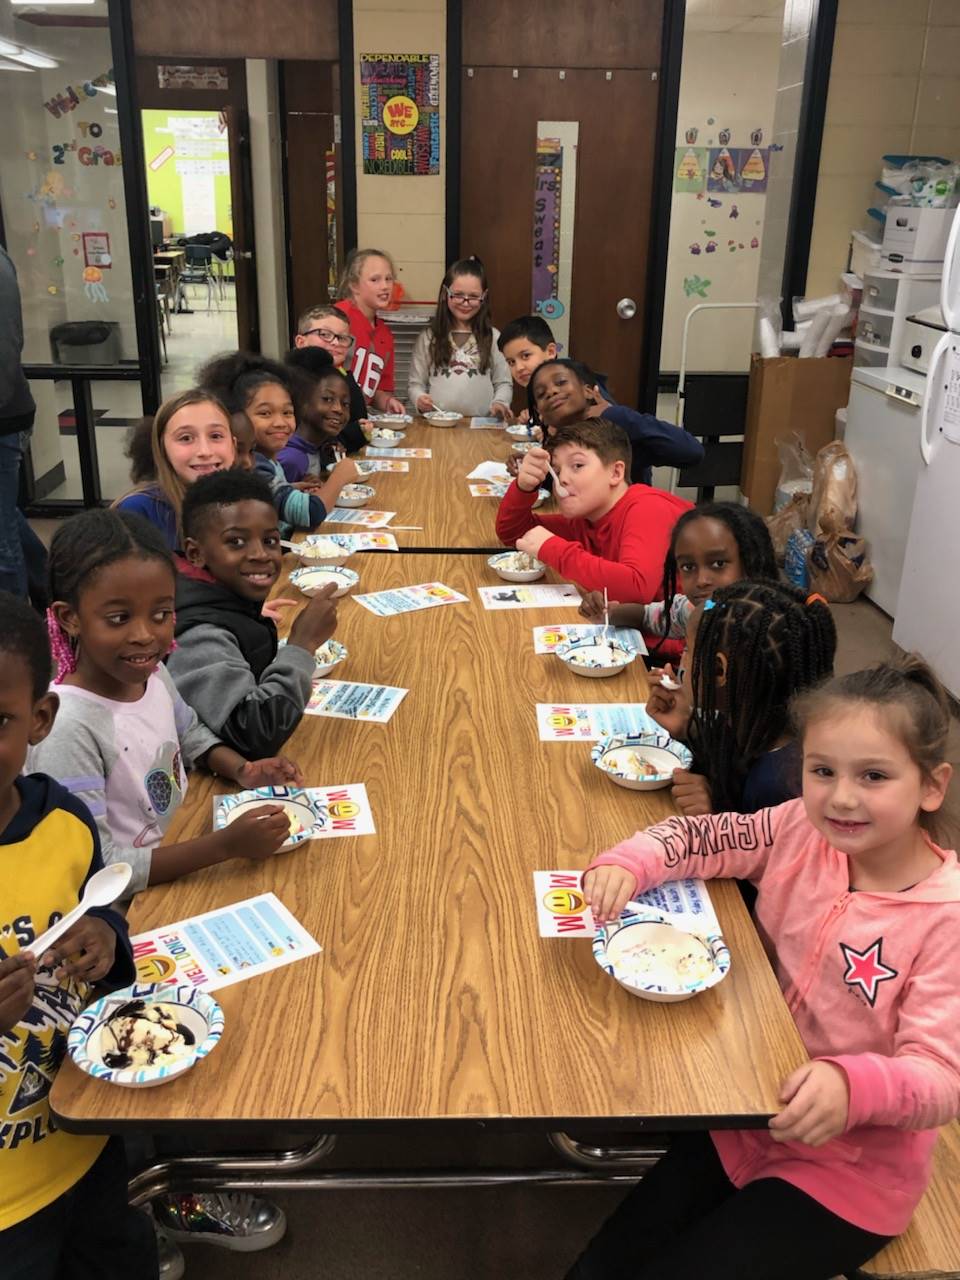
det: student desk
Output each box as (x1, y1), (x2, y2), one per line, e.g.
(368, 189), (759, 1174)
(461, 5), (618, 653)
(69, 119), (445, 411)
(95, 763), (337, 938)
(333, 418), (540, 551)
(51, 553), (805, 1143)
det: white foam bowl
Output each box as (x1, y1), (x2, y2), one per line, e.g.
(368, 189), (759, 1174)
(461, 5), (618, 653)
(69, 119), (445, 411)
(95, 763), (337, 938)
(289, 565), (359, 599)
(591, 731), (693, 791)
(291, 535), (354, 567)
(336, 484), (376, 508)
(370, 413), (412, 424)
(370, 431), (405, 447)
(487, 552), (545, 583)
(511, 441), (537, 455)
(424, 410), (462, 425)
(506, 423), (539, 439)
(555, 637), (637, 678)
(594, 910), (731, 1003)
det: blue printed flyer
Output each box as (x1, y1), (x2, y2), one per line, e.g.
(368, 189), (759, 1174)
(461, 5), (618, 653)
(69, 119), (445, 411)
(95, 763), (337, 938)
(536, 703), (659, 741)
(130, 893), (321, 991)
(533, 871), (720, 938)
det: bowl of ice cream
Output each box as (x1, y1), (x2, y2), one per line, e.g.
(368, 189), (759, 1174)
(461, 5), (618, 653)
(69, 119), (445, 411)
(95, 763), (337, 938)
(487, 551), (545, 583)
(68, 982), (224, 1087)
(311, 638), (347, 677)
(506, 423), (540, 440)
(213, 787), (322, 848)
(591, 731), (692, 791)
(289, 566), (359, 599)
(555, 635), (638, 678)
(370, 413), (412, 425)
(291, 534), (355, 567)
(594, 908), (730, 1003)
(336, 483), (376, 508)
(423, 409), (462, 425)
(369, 428), (405, 447)
(511, 441), (537, 455)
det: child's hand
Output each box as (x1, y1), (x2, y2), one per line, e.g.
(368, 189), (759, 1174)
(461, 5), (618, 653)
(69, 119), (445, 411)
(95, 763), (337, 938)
(293, 479), (324, 492)
(516, 527), (553, 558)
(262, 597), (298, 623)
(769, 1061), (850, 1147)
(646, 667), (692, 739)
(288, 583), (338, 654)
(583, 865), (638, 924)
(416, 394), (436, 414)
(360, 418), (377, 442)
(0, 954), (36, 1032)
(506, 454), (521, 478)
(579, 591), (607, 622)
(237, 756), (304, 788)
(220, 805), (290, 859)
(383, 396), (407, 417)
(671, 770), (713, 817)
(490, 401), (513, 423)
(518, 408), (530, 425)
(516, 446), (551, 493)
(40, 916), (117, 984)
(330, 457), (360, 487)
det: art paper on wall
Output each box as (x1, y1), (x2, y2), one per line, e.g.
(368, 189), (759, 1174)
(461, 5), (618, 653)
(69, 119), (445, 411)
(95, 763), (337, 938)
(326, 148), (338, 296)
(130, 893), (320, 991)
(531, 121), (578, 354)
(157, 65), (229, 91)
(673, 146), (707, 194)
(360, 54), (440, 175)
(707, 146), (769, 194)
(142, 109), (231, 237)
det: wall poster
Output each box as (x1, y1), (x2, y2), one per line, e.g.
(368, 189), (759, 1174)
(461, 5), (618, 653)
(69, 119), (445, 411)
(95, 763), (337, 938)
(531, 121), (579, 355)
(360, 54), (440, 175)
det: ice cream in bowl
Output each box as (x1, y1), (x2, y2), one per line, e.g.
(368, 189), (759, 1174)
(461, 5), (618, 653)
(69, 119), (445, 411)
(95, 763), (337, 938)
(555, 635), (638, 678)
(290, 534), (355, 567)
(488, 550), (545, 582)
(68, 982), (224, 1087)
(591, 730), (693, 791)
(593, 907), (730, 1003)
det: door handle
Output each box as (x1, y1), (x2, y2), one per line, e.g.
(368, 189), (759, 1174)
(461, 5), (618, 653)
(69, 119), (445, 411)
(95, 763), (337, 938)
(235, 250), (253, 260)
(616, 297), (637, 320)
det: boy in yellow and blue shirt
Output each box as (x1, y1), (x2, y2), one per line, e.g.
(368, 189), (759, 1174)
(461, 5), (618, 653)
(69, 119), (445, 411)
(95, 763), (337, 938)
(0, 591), (155, 1278)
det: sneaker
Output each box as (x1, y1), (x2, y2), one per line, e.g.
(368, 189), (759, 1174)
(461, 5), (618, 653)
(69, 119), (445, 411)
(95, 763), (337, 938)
(153, 1192), (287, 1253)
(153, 1220), (185, 1280)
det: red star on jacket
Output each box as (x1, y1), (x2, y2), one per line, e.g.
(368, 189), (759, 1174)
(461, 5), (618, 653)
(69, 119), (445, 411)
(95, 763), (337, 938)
(839, 937), (898, 1007)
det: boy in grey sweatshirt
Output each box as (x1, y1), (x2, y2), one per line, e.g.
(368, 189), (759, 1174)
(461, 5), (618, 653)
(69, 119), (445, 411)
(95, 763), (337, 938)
(166, 470), (339, 758)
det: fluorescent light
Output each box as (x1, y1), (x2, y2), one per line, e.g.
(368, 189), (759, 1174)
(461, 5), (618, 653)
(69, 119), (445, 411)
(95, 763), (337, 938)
(0, 57), (32, 70)
(93, 80), (115, 93)
(12, 48), (58, 68)
(104, 106), (117, 113)
(10, 1), (96, 4)
(0, 37), (20, 55)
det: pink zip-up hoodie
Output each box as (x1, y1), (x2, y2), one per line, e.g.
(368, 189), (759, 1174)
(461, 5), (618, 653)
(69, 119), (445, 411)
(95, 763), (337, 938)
(586, 798), (960, 1236)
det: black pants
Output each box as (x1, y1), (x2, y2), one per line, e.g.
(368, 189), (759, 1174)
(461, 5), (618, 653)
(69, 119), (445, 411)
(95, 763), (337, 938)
(1, 1137), (158, 1280)
(565, 1132), (891, 1280)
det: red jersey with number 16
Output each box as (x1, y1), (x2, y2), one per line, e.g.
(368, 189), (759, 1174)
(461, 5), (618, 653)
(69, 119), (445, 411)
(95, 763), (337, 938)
(336, 299), (395, 401)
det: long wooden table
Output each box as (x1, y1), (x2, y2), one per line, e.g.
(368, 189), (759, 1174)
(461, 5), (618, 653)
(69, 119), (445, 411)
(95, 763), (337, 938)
(330, 418), (540, 551)
(52, 552), (805, 1135)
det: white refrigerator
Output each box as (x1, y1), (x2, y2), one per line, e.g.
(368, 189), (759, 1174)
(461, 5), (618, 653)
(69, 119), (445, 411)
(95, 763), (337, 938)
(892, 204), (960, 698)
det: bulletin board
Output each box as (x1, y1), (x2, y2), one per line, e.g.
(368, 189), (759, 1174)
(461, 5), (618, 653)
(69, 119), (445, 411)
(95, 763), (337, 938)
(141, 109), (232, 237)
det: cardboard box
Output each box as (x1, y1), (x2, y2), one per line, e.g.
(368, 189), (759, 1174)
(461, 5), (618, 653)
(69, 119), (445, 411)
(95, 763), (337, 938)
(741, 354), (853, 516)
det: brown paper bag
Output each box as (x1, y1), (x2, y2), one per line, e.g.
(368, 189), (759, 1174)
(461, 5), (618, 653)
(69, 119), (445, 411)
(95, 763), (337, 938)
(766, 492), (809, 564)
(808, 441), (858, 536)
(808, 532), (873, 603)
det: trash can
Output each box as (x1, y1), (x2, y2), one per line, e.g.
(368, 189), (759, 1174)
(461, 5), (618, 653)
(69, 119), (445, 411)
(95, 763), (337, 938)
(50, 320), (122, 365)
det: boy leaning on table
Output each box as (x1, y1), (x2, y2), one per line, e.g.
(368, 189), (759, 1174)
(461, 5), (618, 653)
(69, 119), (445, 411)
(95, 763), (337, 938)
(0, 591), (157, 1278)
(494, 419), (692, 604)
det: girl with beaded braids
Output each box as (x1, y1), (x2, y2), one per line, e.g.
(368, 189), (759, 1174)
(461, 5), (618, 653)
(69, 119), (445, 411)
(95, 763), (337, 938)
(28, 508), (299, 894)
(649, 580), (837, 817)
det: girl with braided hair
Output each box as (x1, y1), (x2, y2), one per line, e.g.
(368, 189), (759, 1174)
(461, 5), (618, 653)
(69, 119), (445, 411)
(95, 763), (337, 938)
(649, 579), (837, 816)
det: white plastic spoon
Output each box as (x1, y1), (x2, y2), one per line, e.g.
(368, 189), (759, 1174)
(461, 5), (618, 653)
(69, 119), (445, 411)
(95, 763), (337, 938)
(660, 674), (682, 691)
(29, 862), (133, 960)
(547, 463), (569, 498)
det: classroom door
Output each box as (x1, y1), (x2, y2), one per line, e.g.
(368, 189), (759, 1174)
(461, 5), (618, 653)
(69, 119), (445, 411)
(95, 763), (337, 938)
(224, 106), (259, 351)
(459, 63), (661, 407)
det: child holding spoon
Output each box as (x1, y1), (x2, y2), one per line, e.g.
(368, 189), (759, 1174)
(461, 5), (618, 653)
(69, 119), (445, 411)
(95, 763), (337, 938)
(0, 592), (156, 1275)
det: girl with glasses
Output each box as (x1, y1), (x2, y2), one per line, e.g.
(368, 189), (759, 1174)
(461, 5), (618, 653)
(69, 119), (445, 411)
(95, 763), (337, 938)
(409, 256), (513, 422)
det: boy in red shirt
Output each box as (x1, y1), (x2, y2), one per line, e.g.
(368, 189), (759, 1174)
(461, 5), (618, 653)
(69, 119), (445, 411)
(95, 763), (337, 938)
(495, 420), (692, 602)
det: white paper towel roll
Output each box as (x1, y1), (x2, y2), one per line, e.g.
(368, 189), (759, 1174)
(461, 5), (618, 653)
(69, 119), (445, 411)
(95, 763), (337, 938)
(814, 304), (852, 357)
(758, 316), (780, 358)
(799, 307), (832, 357)
(794, 292), (841, 322)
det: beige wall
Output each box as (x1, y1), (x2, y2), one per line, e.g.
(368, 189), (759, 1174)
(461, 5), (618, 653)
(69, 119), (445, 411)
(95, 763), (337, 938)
(806, 0), (960, 298)
(660, 31), (781, 374)
(353, 0), (446, 303)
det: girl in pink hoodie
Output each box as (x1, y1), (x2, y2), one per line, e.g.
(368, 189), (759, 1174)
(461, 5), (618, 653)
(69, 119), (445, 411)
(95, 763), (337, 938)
(570, 656), (960, 1280)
